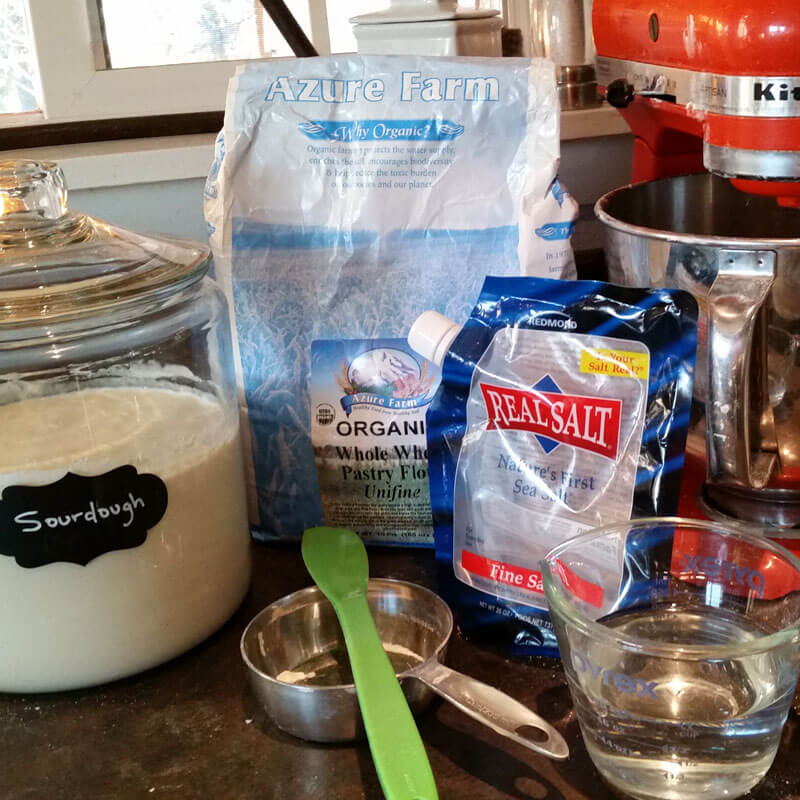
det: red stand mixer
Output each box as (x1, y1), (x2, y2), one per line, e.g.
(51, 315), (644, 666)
(592, 1), (800, 540)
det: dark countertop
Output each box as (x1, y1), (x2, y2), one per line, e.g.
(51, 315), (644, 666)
(2, 544), (799, 800)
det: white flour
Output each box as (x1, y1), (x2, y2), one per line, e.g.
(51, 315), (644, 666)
(275, 642), (425, 685)
(0, 386), (251, 692)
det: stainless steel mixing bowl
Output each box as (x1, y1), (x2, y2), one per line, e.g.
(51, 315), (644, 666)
(596, 172), (800, 527)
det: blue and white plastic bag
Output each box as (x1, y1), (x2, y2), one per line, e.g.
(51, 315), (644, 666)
(421, 277), (698, 654)
(205, 56), (578, 543)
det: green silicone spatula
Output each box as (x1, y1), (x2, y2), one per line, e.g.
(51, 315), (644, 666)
(302, 526), (438, 800)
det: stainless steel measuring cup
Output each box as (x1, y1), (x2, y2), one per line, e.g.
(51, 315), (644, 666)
(240, 578), (568, 760)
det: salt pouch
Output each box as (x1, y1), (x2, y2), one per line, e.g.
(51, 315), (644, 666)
(205, 55), (578, 544)
(422, 277), (697, 655)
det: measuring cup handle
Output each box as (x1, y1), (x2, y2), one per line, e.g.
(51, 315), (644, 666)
(414, 660), (569, 760)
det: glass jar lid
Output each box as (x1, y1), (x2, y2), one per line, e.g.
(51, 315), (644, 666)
(0, 160), (211, 325)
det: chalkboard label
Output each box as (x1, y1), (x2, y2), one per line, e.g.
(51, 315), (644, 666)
(0, 467), (168, 568)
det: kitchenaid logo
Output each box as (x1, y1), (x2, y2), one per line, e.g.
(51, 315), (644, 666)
(677, 553), (765, 598)
(479, 376), (622, 460)
(753, 82), (800, 103)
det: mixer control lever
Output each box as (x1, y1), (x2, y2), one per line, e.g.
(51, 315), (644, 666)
(606, 78), (675, 108)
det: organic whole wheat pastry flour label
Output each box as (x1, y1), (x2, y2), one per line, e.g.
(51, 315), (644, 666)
(310, 338), (439, 545)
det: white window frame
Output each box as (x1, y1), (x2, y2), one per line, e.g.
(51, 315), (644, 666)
(2, 0), (331, 127)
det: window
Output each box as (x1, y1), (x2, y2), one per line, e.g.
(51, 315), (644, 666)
(0, 0), (41, 115)
(98, 0), (380, 66)
(0, 0), (381, 128)
(99, 1), (314, 67)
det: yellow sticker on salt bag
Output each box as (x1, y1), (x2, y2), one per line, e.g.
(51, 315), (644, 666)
(580, 348), (650, 380)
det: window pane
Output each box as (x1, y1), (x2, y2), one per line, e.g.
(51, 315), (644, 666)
(98, 0), (314, 67)
(0, 0), (41, 114)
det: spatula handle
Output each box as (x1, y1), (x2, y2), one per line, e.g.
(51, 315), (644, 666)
(336, 593), (438, 800)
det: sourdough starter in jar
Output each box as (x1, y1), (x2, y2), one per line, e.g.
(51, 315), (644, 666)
(0, 385), (251, 692)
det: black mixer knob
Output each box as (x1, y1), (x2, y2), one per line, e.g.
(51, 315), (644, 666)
(606, 79), (636, 108)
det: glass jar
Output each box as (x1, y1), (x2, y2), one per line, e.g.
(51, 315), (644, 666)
(0, 160), (251, 692)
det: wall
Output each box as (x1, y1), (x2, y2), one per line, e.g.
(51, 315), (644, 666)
(559, 134), (632, 252)
(71, 178), (210, 243)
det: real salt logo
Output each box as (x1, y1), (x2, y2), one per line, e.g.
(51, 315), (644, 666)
(479, 374), (622, 460)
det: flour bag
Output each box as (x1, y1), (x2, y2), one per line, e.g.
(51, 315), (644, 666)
(205, 55), (578, 543)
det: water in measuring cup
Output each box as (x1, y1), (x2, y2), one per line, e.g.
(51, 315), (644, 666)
(569, 604), (795, 800)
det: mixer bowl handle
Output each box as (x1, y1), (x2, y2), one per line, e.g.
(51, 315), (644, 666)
(707, 249), (776, 489)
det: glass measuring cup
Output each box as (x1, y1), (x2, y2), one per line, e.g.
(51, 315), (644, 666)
(542, 518), (800, 800)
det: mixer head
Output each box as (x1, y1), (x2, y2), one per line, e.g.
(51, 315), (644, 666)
(593, 0), (800, 206)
